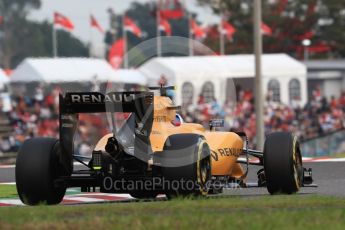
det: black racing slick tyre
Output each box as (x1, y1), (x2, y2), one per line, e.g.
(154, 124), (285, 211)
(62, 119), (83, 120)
(263, 132), (303, 195)
(15, 138), (68, 205)
(158, 134), (211, 198)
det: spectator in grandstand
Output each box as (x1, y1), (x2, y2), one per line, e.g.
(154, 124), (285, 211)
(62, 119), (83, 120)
(1, 85), (344, 153)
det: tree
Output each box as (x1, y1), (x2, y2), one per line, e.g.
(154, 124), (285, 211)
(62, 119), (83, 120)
(2, 20), (89, 68)
(198, 0), (345, 59)
(201, 0), (254, 55)
(0, 0), (41, 68)
(317, 0), (345, 58)
(0, 0), (88, 68)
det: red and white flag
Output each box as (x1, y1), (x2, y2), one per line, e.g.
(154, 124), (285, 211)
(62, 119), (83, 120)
(124, 16), (142, 37)
(90, 15), (104, 34)
(108, 38), (125, 69)
(261, 22), (272, 36)
(190, 19), (206, 39)
(54, 12), (74, 31)
(220, 20), (236, 39)
(159, 0), (184, 20)
(159, 17), (172, 36)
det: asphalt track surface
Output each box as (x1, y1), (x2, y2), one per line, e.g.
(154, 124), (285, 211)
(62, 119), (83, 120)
(1, 162), (344, 197)
(224, 162), (344, 197)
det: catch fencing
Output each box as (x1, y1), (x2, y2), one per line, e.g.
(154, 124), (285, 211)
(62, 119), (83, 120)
(301, 129), (345, 157)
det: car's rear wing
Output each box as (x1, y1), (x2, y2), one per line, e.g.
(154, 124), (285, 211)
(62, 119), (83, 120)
(60, 92), (154, 114)
(59, 92), (154, 173)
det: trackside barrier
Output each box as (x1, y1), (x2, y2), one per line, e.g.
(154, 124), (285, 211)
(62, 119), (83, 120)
(301, 129), (345, 157)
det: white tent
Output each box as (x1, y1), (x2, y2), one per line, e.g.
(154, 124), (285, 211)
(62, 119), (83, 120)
(0, 68), (9, 90)
(139, 54), (307, 105)
(11, 58), (122, 83)
(113, 69), (147, 85)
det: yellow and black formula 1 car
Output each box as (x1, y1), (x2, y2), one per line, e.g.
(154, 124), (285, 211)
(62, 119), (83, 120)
(15, 86), (314, 205)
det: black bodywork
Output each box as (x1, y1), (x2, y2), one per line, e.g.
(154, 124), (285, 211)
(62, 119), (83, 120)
(57, 92), (164, 193)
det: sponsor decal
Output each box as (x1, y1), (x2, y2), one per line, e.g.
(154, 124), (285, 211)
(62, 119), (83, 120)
(209, 119), (225, 128)
(61, 123), (74, 128)
(70, 93), (135, 104)
(153, 116), (167, 122)
(211, 148), (242, 161)
(211, 150), (218, 161)
(151, 130), (162, 135)
(68, 93), (146, 104)
(60, 115), (75, 120)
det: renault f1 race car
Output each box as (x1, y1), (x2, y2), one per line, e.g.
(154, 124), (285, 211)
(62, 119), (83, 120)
(15, 86), (314, 205)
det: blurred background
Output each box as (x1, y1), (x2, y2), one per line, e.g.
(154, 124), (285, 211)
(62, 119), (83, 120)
(1, 0), (345, 164)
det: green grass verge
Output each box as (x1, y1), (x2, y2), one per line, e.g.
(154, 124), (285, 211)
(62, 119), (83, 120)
(0, 185), (17, 199)
(0, 195), (345, 229)
(331, 153), (345, 158)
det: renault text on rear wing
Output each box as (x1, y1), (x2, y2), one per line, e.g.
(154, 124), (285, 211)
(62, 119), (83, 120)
(60, 92), (154, 114)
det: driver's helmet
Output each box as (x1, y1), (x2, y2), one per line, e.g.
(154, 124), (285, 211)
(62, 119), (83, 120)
(173, 114), (184, 126)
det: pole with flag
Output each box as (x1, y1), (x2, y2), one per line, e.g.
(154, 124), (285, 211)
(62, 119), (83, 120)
(90, 14), (104, 34)
(90, 14), (104, 57)
(189, 14), (194, 56)
(52, 22), (57, 57)
(122, 14), (128, 68)
(53, 12), (74, 58)
(155, 0), (184, 56)
(184, 0), (193, 56)
(122, 15), (142, 68)
(190, 18), (207, 56)
(157, 1), (162, 57)
(89, 13), (93, 57)
(159, 15), (172, 37)
(108, 38), (125, 69)
(219, 19), (236, 56)
(261, 22), (272, 36)
(219, 18), (225, 55)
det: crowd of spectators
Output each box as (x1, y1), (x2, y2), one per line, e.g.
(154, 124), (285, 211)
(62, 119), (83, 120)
(0, 86), (109, 156)
(1, 85), (345, 154)
(182, 88), (345, 147)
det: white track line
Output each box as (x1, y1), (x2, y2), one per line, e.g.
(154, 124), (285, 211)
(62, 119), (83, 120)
(304, 158), (345, 162)
(0, 165), (15, 169)
(0, 193), (167, 207)
(63, 196), (108, 202)
(0, 162), (85, 169)
(0, 199), (24, 206)
(74, 193), (133, 198)
(237, 157), (345, 163)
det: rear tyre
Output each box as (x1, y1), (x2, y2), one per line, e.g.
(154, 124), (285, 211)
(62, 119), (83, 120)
(15, 138), (68, 205)
(263, 132), (303, 194)
(159, 134), (211, 198)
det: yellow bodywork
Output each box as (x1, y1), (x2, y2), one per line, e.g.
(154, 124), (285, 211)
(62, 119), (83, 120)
(95, 96), (245, 179)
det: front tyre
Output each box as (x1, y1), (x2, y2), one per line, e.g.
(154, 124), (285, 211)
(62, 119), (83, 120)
(263, 132), (303, 194)
(15, 138), (68, 205)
